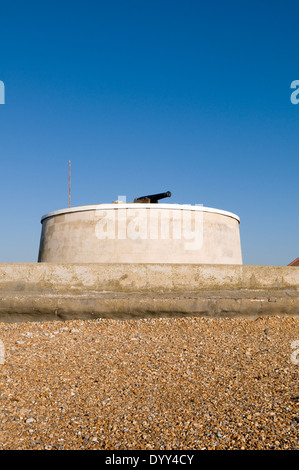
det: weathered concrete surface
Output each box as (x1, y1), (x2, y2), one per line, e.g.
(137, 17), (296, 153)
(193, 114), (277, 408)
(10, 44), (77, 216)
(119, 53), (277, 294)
(0, 263), (298, 322)
(38, 204), (242, 264)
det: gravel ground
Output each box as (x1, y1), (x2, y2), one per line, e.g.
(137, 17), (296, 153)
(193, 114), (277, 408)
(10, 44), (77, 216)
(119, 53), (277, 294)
(0, 315), (298, 450)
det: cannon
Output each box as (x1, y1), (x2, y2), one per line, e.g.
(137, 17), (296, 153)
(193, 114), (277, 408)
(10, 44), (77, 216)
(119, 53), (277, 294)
(133, 191), (172, 203)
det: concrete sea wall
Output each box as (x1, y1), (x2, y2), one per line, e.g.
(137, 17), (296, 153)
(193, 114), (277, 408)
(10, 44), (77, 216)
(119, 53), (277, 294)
(0, 263), (298, 322)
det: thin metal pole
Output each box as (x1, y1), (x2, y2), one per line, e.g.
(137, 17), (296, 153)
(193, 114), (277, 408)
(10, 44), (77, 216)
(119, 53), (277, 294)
(69, 160), (71, 208)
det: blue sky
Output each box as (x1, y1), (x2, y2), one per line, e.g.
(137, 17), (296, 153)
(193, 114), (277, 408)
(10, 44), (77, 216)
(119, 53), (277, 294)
(0, 0), (298, 265)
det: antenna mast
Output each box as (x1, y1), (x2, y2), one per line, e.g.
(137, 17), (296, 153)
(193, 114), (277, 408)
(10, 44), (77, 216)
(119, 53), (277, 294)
(69, 160), (71, 208)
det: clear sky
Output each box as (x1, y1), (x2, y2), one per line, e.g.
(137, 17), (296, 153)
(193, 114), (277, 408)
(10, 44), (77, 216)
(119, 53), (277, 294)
(0, 0), (298, 265)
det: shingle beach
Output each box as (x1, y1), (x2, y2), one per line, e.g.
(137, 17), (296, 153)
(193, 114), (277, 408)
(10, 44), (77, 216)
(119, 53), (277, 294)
(0, 316), (298, 450)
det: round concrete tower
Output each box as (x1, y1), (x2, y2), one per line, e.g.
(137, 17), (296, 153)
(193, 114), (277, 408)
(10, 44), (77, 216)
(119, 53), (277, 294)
(38, 199), (242, 264)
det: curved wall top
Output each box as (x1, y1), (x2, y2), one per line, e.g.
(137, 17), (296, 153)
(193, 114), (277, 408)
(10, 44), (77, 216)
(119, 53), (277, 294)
(41, 203), (240, 223)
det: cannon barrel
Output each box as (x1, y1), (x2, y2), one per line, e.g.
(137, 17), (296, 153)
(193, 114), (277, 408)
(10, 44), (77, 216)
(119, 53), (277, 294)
(134, 191), (171, 203)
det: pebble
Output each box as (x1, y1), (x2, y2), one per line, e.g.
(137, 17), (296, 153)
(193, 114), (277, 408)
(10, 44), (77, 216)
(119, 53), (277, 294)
(0, 315), (298, 450)
(25, 418), (35, 424)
